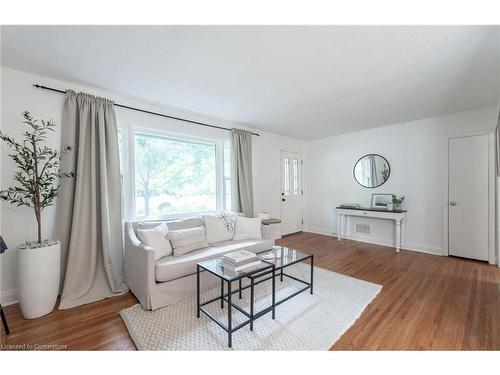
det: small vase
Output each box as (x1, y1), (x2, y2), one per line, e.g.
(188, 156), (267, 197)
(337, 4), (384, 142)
(394, 204), (402, 211)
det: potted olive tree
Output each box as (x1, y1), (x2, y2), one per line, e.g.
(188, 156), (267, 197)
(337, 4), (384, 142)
(0, 111), (73, 319)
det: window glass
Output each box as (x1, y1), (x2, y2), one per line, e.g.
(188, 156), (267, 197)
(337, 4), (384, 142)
(284, 158), (290, 195)
(134, 132), (217, 218)
(293, 159), (299, 195)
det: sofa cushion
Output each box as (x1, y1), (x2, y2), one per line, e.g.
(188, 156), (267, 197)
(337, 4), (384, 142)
(136, 223), (172, 260)
(168, 226), (209, 256)
(233, 216), (262, 240)
(203, 212), (236, 244)
(155, 238), (274, 282)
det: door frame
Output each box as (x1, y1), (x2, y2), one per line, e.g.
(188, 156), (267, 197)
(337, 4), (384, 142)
(280, 150), (304, 235)
(442, 129), (496, 264)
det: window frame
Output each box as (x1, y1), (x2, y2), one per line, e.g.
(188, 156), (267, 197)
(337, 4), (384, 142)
(123, 125), (228, 221)
(223, 140), (232, 212)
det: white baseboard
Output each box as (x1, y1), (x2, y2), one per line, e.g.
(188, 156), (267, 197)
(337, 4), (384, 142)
(304, 226), (444, 256)
(1, 289), (18, 306)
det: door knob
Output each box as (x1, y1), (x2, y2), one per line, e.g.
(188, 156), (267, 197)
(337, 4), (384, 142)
(282, 198), (286, 202)
(449, 201), (457, 206)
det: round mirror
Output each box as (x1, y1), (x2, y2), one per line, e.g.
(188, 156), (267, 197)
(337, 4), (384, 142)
(353, 154), (390, 188)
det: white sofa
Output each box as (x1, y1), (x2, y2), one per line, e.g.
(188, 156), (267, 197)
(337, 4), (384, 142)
(125, 216), (274, 310)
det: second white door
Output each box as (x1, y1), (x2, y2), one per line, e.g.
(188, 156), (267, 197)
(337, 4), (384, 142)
(448, 134), (489, 261)
(280, 151), (303, 235)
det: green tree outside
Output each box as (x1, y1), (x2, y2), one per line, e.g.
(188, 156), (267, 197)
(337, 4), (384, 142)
(134, 133), (216, 217)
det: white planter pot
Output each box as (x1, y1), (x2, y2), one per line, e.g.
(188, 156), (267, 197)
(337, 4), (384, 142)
(17, 241), (60, 319)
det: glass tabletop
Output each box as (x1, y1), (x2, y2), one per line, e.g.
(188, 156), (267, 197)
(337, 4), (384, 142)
(198, 256), (274, 281)
(257, 246), (312, 269)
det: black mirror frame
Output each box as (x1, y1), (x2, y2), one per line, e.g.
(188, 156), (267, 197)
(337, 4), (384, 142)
(353, 153), (391, 189)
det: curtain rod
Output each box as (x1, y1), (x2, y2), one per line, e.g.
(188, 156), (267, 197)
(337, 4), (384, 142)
(33, 84), (260, 136)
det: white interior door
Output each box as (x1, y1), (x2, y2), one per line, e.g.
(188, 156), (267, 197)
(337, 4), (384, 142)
(280, 151), (303, 235)
(448, 134), (489, 261)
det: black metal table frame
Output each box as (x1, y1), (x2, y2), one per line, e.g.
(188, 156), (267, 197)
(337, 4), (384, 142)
(250, 253), (314, 310)
(1, 304), (9, 335)
(196, 263), (276, 348)
(196, 252), (314, 348)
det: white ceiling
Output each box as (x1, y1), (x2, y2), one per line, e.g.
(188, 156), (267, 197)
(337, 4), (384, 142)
(1, 26), (499, 140)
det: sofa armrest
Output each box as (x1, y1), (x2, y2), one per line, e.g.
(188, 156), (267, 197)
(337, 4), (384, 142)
(124, 222), (156, 309)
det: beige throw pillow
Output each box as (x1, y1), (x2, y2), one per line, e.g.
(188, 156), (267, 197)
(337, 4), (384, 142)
(203, 212), (236, 244)
(137, 223), (172, 260)
(169, 226), (209, 256)
(233, 216), (262, 241)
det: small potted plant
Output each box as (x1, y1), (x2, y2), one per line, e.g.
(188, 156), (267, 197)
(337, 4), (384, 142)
(0, 112), (73, 319)
(392, 194), (405, 211)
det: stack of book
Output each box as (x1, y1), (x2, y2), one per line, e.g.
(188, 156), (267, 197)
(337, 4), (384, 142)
(220, 250), (261, 271)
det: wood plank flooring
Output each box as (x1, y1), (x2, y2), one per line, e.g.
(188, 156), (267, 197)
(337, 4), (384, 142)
(2, 232), (499, 350)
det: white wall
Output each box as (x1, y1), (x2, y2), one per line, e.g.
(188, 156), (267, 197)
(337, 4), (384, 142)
(0, 67), (305, 304)
(2, 65), (497, 306)
(304, 106), (499, 256)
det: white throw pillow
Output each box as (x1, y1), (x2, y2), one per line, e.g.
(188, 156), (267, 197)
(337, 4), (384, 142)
(203, 212), (236, 244)
(137, 223), (172, 260)
(169, 226), (209, 256)
(233, 216), (262, 241)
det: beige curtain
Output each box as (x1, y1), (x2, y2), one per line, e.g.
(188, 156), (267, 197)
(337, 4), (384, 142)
(56, 90), (128, 310)
(496, 110), (499, 176)
(230, 128), (254, 217)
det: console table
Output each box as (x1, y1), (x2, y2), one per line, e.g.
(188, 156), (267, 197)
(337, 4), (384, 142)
(336, 207), (407, 252)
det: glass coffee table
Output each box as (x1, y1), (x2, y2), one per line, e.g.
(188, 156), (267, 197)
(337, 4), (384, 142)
(196, 258), (275, 348)
(254, 246), (314, 303)
(196, 246), (314, 348)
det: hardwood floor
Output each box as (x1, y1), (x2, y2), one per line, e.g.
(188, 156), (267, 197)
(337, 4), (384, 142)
(2, 232), (499, 350)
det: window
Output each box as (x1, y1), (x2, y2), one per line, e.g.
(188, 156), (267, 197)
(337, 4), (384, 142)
(132, 131), (222, 218)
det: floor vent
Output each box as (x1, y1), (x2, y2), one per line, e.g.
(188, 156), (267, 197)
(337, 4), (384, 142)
(356, 224), (370, 234)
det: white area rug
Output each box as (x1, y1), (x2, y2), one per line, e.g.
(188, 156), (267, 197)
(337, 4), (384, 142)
(120, 263), (382, 350)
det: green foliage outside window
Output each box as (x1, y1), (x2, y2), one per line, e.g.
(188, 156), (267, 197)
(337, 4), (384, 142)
(134, 133), (217, 217)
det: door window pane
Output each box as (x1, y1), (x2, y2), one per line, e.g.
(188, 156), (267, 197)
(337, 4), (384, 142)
(284, 158), (290, 195)
(293, 159), (299, 195)
(134, 133), (217, 218)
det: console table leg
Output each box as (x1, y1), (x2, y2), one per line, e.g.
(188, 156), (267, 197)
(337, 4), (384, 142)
(227, 280), (232, 348)
(337, 213), (342, 240)
(395, 219), (401, 253)
(401, 219), (405, 249)
(343, 214), (348, 239)
(239, 278), (242, 299)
